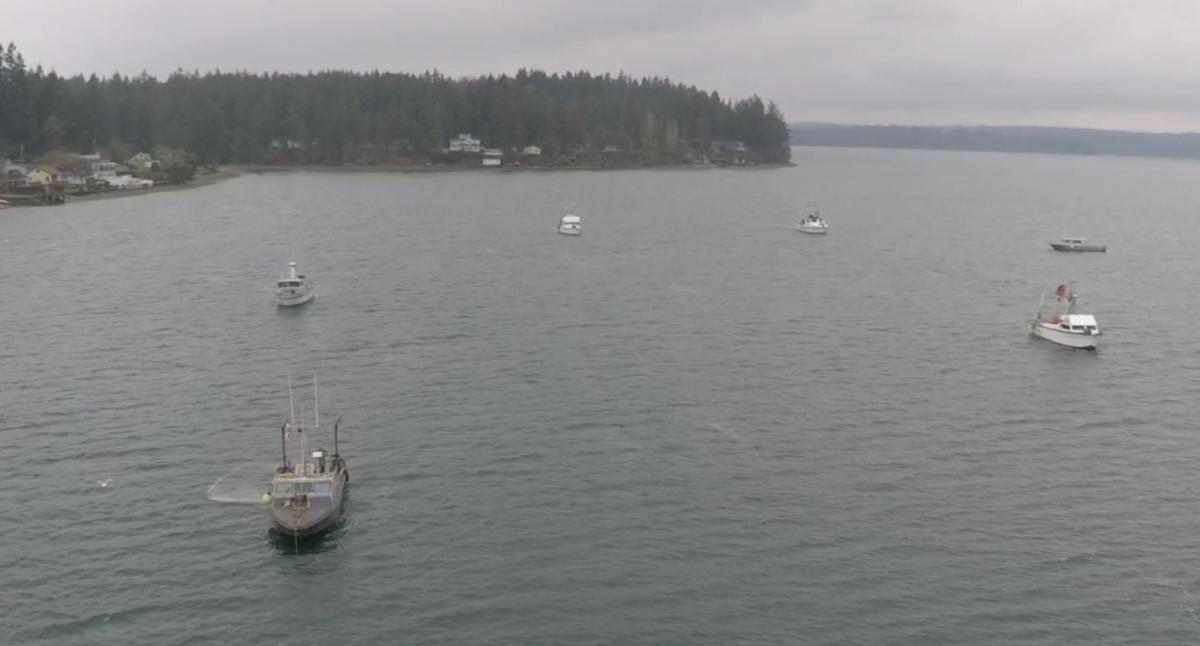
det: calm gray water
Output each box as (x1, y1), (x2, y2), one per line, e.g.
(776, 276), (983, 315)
(5, 147), (1200, 644)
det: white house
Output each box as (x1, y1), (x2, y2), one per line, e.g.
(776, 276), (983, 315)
(449, 133), (482, 153)
(126, 152), (159, 172)
(482, 148), (502, 167)
(104, 174), (154, 189)
(521, 145), (542, 156)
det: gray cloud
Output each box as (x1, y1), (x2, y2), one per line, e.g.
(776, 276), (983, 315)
(9, 0), (1200, 130)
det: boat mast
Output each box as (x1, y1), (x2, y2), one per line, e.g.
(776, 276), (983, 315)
(313, 375), (319, 432)
(280, 422), (288, 469)
(333, 417), (341, 457)
(298, 400), (306, 474)
(288, 375), (296, 428)
(1067, 281), (1077, 315)
(287, 375), (297, 472)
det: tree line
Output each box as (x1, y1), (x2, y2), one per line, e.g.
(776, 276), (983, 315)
(0, 41), (791, 166)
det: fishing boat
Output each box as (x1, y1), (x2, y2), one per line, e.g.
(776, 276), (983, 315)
(557, 213), (582, 235)
(1030, 282), (1101, 349)
(263, 377), (349, 539)
(1050, 237), (1106, 252)
(795, 207), (828, 234)
(275, 261), (314, 306)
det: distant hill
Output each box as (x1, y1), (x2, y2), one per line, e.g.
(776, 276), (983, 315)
(789, 122), (1200, 160)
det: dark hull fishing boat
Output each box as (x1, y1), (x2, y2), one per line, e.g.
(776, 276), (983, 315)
(1049, 237), (1106, 252)
(263, 377), (349, 540)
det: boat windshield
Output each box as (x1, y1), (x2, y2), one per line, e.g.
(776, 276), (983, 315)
(277, 280), (303, 288)
(272, 480), (333, 497)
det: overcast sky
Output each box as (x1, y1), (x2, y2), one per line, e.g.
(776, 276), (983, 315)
(9, 0), (1200, 132)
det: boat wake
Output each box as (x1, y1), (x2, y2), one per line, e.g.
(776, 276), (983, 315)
(206, 468), (271, 504)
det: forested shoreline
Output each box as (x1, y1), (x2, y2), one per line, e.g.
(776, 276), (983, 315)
(0, 42), (790, 168)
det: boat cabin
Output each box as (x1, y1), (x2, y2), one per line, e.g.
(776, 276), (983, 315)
(277, 278), (306, 289)
(561, 214), (581, 225)
(272, 450), (338, 499)
(271, 478), (334, 498)
(1056, 313), (1099, 334)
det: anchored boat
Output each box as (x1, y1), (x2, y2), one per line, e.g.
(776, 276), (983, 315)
(1030, 282), (1101, 349)
(557, 213), (582, 235)
(1049, 237), (1106, 252)
(263, 378), (349, 539)
(795, 207), (828, 234)
(275, 261), (314, 306)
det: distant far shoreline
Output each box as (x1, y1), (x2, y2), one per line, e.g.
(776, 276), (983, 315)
(789, 122), (1200, 161)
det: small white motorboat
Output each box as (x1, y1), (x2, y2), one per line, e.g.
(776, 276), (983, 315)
(1049, 237), (1106, 252)
(557, 213), (582, 236)
(1030, 282), (1100, 349)
(275, 261), (315, 307)
(795, 208), (828, 234)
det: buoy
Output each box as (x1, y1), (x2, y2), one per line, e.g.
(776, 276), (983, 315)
(262, 492), (272, 504)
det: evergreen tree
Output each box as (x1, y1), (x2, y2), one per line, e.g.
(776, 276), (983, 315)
(0, 42), (791, 165)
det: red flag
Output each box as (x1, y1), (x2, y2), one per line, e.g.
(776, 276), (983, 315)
(1055, 284), (1067, 299)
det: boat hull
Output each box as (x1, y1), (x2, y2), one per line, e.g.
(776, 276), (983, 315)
(557, 226), (581, 235)
(1030, 321), (1099, 349)
(796, 225), (828, 234)
(268, 473), (348, 538)
(1049, 242), (1106, 252)
(276, 290), (315, 307)
(269, 503), (342, 538)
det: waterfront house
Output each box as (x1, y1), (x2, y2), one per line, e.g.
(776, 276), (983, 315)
(126, 152), (160, 172)
(710, 140), (748, 165)
(0, 160), (28, 187)
(92, 161), (120, 182)
(25, 165), (61, 186)
(269, 138), (305, 150)
(482, 148), (503, 166)
(448, 134), (482, 153)
(521, 145), (542, 156)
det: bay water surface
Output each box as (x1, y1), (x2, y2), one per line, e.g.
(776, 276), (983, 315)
(4, 147), (1200, 644)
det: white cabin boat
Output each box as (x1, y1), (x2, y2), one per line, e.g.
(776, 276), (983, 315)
(795, 208), (828, 234)
(1030, 282), (1100, 349)
(275, 261), (314, 307)
(557, 213), (582, 236)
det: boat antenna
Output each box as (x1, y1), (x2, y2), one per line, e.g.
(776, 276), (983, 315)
(333, 417), (342, 457)
(313, 374), (319, 431)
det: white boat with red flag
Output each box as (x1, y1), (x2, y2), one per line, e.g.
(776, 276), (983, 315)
(1030, 281), (1100, 349)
